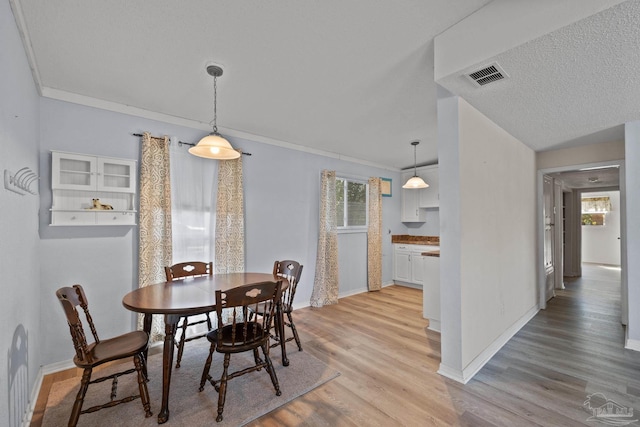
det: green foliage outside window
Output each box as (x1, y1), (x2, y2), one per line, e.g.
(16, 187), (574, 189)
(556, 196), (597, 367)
(336, 178), (367, 228)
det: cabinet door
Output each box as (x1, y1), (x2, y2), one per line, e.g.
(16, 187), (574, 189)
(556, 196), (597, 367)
(411, 252), (425, 285)
(401, 172), (426, 222)
(394, 250), (411, 282)
(98, 158), (136, 193)
(418, 166), (439, 208)
(52, 152), (97, 190)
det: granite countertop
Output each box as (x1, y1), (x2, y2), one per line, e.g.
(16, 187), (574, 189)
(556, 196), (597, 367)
(421, 250), (440, 257)
(391, 234), (439, 246)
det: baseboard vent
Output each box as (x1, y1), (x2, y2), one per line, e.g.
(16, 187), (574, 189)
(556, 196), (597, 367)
(466, 62), (509, 87)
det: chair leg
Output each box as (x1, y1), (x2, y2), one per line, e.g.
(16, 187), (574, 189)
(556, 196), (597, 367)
(287, 312), (303, 351)
(262, 344), (282, 396)
(199, 342), (216, 392)
(134, 354), (153, 418)
(69, 368), (91, 427)
(216, 353), (231, 422)
(175, 317), (188, 368)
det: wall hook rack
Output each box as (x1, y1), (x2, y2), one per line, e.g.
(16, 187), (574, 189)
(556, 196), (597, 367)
(4, 167), (39, 195)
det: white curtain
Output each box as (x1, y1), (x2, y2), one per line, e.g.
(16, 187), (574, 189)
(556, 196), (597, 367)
(310, 170), (339, 307)
(169, 141), (216, 264)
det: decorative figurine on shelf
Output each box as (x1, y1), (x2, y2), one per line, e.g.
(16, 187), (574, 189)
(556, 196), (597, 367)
(86, 198), (114, 210)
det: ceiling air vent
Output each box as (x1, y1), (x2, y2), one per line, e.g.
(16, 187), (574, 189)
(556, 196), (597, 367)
(466, 63), (509, 87)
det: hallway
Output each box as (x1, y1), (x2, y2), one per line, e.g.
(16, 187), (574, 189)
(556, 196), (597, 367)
(452, 263), (639, 425)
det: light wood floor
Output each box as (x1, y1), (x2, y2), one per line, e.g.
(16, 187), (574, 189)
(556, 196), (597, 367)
(33, 264), (640, 426)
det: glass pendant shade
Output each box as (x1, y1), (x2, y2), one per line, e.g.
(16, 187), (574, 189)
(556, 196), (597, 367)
(403, 175), (429, 189)
(189, 132), (240, 160)
(402, 140), (429, 189)
(191, 64), (240, 160)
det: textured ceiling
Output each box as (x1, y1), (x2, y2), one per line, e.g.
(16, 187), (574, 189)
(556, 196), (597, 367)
(10, 1), (637, 169)
(549, 167), (621, 190)
(436, 0), (638, 153)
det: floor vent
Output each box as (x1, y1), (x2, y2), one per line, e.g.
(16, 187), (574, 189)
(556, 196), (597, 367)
(466, 63), (508, 87)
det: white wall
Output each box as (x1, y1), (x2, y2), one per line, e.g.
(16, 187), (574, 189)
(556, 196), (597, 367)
(439, 95), (538, 382)
(536, 140), (624, 170)
(581, 191), (621, 265)
(36, 97), (404, 366)
(625, 122), (640, 348)
(1, 0), (42, 424)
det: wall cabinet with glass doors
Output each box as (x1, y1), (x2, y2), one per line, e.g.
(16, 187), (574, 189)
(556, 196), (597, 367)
(50, 151), (137, 226)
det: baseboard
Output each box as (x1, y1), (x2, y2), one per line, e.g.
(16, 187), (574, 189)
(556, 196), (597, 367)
(438, 304), (539, 384)
(427, 319), (441, 333)
(625, 332), (640, 352)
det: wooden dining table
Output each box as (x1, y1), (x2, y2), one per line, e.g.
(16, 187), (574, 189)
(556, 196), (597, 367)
(122, 272), (289, 424)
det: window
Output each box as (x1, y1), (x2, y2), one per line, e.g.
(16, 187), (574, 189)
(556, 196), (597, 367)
(581, 196), (610, 226)
(336, 177), (368, 229)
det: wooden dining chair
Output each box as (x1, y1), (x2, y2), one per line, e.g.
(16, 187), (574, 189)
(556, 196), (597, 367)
(164, 261), (213, 368)
(199, 280), (283, 422)
(251, 260), (304, 351)
(56, 284), (152, 427)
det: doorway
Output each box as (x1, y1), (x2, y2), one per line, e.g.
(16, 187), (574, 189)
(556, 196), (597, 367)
(538, 161), (626, 323)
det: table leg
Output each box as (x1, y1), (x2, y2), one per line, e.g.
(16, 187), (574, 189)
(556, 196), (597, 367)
(275, 301), (289, 366)
(142, 314), (152, 378)
(158, 315), (178, 424)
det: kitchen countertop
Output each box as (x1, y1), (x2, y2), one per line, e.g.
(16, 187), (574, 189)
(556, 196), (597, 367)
(391, 234), (439, 245)
(421, 250), (440, 257)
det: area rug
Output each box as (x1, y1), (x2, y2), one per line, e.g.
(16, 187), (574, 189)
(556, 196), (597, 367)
(42, 340), (339, 426)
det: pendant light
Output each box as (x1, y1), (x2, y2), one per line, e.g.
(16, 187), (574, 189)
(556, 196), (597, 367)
(189, 65), (240, 160)
(402, 141), (429, 189)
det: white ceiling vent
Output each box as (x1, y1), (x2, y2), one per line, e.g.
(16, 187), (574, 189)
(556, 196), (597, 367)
(466, 63), (509, 87)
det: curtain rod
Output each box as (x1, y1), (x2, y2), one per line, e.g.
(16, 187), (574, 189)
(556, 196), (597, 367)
(132, 133), (251, 156)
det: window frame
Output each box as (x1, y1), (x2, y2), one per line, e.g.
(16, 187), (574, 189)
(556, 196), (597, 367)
(336, 176), (369, 232)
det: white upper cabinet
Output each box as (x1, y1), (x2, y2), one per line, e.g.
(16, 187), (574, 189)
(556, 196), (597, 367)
(50, 151), (137, 226)
(401, 171), (427, 222)
(52, 151), (136, 193)
(418, 165), (439, 208)
(401, 165), (439, 222)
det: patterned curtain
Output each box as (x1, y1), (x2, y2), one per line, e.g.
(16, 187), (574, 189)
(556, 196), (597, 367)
(310, 170), (339, 307)
(138, 132), (172, 342)
(367, 177), (382, 291)
(215, 153), (245, 274)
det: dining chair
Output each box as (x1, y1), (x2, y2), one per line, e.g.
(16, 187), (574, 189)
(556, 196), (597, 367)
(251, 260), (304, 351)
(56, 284), (152, 426)
(164, 261), (213, 368)
(199, 280), (283, 422)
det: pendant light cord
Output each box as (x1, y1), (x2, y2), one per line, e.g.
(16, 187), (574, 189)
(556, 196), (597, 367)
(212, 75), (218, 134)
(413, 144), (418, 176)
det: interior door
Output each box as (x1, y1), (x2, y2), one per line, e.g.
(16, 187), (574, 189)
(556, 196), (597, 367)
(543, 175), (555, 301)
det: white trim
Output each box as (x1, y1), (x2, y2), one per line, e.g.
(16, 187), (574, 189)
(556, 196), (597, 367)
(427, 319), (441, 332)
(438, 305), (539, 384)
(625, 329), (640, 351)
(39, 88), (400, 172)
(9, 0), (43, 96)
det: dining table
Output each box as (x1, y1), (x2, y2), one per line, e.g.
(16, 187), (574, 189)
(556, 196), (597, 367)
(122, 272), (289, 424)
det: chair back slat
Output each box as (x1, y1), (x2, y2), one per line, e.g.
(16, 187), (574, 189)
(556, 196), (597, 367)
(56, 285), (99, 362)
(215, 281), (283, 348)
(165, 261), (212, 281)
(273, 260), (303, 310)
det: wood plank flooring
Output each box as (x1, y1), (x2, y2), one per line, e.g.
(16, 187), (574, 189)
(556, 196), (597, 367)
(32, 263), (640, 426)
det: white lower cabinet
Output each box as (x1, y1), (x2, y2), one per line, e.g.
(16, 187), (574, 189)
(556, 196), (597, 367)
(393, 244), (438, 287)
